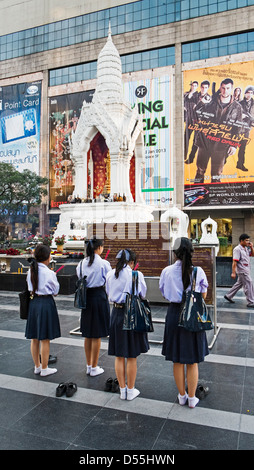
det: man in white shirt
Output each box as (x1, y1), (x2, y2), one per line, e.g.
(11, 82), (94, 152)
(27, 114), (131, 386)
(224, 233), (254, 307)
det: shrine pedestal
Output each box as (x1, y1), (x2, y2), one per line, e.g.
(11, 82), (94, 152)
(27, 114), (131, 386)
(52, 202), (154, 249)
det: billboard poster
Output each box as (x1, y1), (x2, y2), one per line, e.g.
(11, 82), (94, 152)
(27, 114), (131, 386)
(0, 81), (42, 174)
(184, 61), (254, 207)
(123, 75), (174, 207)
(49, 90), (94, 209)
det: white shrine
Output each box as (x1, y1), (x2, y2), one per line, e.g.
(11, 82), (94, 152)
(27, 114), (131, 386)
(53, 25), (154, 247)
(160, 206), (189, 247)
(200, 215), (219, 255)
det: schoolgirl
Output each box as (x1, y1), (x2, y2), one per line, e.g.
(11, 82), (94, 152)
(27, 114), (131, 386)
(106, 249), (149, 400)
(76, 237), (111, 377)
(159, 237), (209, 408)
(25, 244), (61, 377)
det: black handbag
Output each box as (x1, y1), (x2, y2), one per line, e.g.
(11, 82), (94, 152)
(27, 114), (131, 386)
(178, 267), (214, 333)
(123, 271), (154, 333)
(74, 261), (87, 309)
(19, 287), (31, 320)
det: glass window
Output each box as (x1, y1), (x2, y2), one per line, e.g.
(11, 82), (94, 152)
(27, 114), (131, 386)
(2, 1), (252, 62)
(181, 0), (190, 10)
(209, 4), (218, 14)
(181, 10), (190, 19)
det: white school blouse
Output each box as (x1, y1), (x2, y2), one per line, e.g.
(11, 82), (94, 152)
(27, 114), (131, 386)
(76, 254), (112, 288)
(159, 260), (208, 303)
(27, 263), (60, 296)
(106, 265), (147, 304)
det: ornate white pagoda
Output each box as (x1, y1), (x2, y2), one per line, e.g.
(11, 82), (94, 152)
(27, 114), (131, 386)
(52, 25), (154, 248)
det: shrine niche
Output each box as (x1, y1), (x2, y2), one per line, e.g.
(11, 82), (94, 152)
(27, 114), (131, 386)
(87, 132), (136, 202)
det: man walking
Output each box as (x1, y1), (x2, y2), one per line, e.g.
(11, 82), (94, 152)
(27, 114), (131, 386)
(224, 233), (254, 307)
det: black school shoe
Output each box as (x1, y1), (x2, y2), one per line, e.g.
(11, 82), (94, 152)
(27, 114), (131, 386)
(186, 383), (209, 400)
(56, 383), (67, 397)
(40, 354), (57, 364)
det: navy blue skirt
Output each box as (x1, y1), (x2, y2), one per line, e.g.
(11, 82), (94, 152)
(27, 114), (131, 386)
(162, 302), (209, 364)
(108, 306), (150, 358)
(80, 286), (110, 338)
(25, 295), (61, 341)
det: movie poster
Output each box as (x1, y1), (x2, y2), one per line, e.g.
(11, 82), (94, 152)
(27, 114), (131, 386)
(184, 61), (254, 207)
(123, 75), (174, 207)
(0, 81), (41, 174)
(49, 90), (94, 209)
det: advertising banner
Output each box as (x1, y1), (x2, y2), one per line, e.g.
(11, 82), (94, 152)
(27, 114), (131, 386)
(0, 81), (42, 174)
(123, 75), (174, 207)
(184, 61), (254, 207)
(49, 90), (94, 209)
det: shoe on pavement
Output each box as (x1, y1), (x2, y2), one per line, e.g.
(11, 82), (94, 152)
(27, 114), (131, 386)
(247, 303), (254, 308)
(90, 366), (104, 376)
(40, 367), (57, 377)
(127, 387), (140, 400)
(224, 295), (235, 304)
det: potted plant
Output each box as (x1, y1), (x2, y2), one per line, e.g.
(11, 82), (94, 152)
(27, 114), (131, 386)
(55, 235), (66, 252)
(42, 235), (53, 246)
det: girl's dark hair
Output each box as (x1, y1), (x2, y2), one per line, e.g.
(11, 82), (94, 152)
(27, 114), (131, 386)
(115, 249), (136, 279)
(173, 237), (193, 290)
(85, 237), (104, 266)
(29, 244), (51, 295)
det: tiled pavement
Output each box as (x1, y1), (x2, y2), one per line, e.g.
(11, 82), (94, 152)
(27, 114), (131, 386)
(0, 287), (254, 458)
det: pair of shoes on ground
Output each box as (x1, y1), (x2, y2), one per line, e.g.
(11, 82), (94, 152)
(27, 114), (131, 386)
(56, 382), (77, 397)
(120, 386), (140, 401)
(104, 377), (119, 393)
(86, 365), (104, 376)
(34, 365), (57, 376)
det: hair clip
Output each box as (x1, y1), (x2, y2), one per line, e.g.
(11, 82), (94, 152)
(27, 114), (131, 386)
(116, 249), (130, 261)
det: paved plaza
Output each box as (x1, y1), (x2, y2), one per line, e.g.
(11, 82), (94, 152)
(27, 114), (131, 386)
(0, 287), (253, 457)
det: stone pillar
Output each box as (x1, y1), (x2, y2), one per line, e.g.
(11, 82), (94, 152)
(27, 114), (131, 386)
(73, 155), (87, 199)
(134, 141), (145, 204)
(110, 152), (120, 197)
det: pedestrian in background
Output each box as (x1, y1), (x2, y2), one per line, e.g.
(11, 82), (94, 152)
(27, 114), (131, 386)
(106, 249), (149, 400)
(25, 244), (60, 377)
(224, 233), (254, 307)
(159, 237), (209, 408)
(76, 237), (111, 377)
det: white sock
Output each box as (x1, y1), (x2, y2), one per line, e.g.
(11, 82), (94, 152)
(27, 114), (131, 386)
(86, 365), (92, 375)
(120, 386), (127, 400)
(178, 392), (188, 405)
(34, 365), (42, 374)
(188, 396), (199, 408)
(127, 387), (140, 401)
(40, 367), (57, 377)
(90, 366), (104, 377)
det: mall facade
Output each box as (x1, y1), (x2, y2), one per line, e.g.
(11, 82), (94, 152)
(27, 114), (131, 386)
(1, 0), (254, 255)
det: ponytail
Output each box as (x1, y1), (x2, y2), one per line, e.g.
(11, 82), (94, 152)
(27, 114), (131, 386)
(173, 237), (193, 290)
(115, 249), (136, 278)
(29, 244), (51, 294)
(85, 237), (104, 266)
